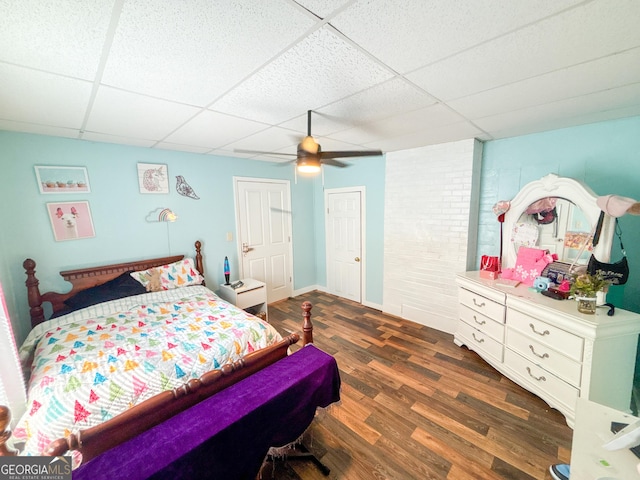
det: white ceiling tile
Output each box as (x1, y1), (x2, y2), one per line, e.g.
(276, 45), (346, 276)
(211, 26), (394, 124)
(80, 131), (156, 148)
(330, 0), (584, 73)
(486, 104), (640, 140)
(0, 0), (114, 79)
(0, 64), (92, 128)
(85, 87), (201, 140)
(407, 0), (640, 101)
(330, 103), (468, 146)
(475, 83), (640, 136)
(369, 122), (483, 152)
(449, 48), (640, 119)
(154, 142), (212, 154)
(102, 0), (317, 106)
(224, 126), (301, 153)
(0, 120), (80, 139)
(164, 110), (269, 149)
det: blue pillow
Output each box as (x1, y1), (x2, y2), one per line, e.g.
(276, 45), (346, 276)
(63, 271), (147, 311)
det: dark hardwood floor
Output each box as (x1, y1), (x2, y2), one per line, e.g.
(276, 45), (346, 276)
(263, 291), (572, 480)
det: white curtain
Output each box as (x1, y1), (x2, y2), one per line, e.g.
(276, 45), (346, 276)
(0, 281), (26, 427)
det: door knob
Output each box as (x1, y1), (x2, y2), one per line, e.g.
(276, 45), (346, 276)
(354, 257), (360, 262)
(242, 242), (252, 256)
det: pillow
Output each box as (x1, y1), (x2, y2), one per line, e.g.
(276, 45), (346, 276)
(130, 258), (204, 291)
(64, 271), (147, 310)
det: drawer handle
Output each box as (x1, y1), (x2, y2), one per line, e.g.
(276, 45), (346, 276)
(472, 332), (485, 343)
(529, 323), (550, 336)
(526, 367), (546, 382)
(529, 345), (549, 359)
(472, 298), (486, 308)
(473, 315), (486, 326)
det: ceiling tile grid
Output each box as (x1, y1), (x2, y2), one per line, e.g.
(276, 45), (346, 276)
(0, 0), (638, 158)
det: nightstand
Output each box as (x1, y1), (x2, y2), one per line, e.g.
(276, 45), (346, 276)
(217, 279), (268, 320)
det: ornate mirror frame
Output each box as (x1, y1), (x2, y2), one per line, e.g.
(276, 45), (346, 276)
(502, 173), (615, 270)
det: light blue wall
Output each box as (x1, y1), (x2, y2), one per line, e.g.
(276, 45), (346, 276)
(478, 115), (640, 314)
(0, 131), (317, 344)
(2, 115), (638, 346)
(311, 155), (386, 306)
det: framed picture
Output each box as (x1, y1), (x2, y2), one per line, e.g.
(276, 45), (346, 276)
(46, 201), (95, 241)
(138, 163), (169, 194)
(35, 166), (90, 194)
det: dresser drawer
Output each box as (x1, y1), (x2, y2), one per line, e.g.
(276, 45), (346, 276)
(505, 348), (578, 413)
(457, 320), (503, 363)
(506, 328), (582, 387)
(460, 304), (504, 343)
(507, 309), (583, 362)
(459, 288), (505, 323)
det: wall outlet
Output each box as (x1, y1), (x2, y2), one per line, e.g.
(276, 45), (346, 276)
(226, 232), (233, 241)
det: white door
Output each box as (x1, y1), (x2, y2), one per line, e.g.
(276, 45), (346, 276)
(326, 189), (363, 302)
(235, 179), (293, 303)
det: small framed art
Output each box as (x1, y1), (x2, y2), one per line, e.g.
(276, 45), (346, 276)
(35, 166), (90, 194)
(138, 163), (169, 194)
(46, 201), (96, 241)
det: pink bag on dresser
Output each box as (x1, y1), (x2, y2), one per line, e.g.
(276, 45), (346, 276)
(506, 247), (555, 286)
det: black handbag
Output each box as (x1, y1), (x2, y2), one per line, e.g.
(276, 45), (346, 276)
(587, 219), (629, 285)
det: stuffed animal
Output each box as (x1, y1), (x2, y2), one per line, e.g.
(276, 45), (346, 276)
(145, 268), (163, 292)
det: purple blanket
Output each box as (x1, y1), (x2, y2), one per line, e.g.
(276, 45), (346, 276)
(74, 345), (341, 480)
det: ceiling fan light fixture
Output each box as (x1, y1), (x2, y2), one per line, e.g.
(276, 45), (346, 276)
(300, 135), (319, 154)
(297, 158), (321, 174)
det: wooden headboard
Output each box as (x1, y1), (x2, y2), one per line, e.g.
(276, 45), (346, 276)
(24, 240), (203, 328)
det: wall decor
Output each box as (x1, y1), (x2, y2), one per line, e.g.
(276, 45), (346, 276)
(137, 163), (169, 194)
(145, 207), (178, 222)
(46, 201), (95, 241)
(175, 175), (200, 199)
(34, 166), (90, 194)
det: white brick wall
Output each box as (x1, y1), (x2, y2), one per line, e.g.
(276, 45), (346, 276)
(383, 139), (482, 333)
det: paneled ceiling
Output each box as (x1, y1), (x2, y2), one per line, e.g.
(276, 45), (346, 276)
(1, 0), (639, 162)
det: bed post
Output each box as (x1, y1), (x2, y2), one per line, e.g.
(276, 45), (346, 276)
(302, 301), (313, 345)
(194, 240), (204, 283)
(23, 259), (44, 328)
(0, 406), (18, 456)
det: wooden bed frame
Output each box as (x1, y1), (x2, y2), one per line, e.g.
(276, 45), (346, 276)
(0, 240), (314, 465)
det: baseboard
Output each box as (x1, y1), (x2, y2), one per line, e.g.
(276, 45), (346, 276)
(292, 285), (321, 297)
(363, 300), (382, 311)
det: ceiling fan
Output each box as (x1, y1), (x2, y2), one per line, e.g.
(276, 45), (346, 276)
(236, 110), (383, 173)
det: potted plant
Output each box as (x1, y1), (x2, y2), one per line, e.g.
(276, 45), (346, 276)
(570, 272), (609, 314)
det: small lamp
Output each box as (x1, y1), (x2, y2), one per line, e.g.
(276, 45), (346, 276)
(224, 256), (230, 285)
(158, 208), (177, 222)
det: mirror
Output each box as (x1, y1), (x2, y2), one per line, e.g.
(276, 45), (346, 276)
(513, 197), (592, 264)
(503, 174), (615, 270)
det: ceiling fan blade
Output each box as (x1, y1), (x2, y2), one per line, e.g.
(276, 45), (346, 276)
(321, 159), (349, 168)
(234, 148), (297, 157)
(320, 150), (383, 159)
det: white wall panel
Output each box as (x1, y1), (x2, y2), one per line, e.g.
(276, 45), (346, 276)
(383, 138), (482, 333)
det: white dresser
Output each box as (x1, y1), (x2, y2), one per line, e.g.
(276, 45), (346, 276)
(455, 271), (640, 426)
